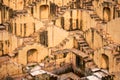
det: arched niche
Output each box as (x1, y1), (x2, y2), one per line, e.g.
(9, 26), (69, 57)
(103, 7), (111, 21)
(27, 49), (38, 63)
(39, 5), (49, 20)
(101, 54), (109, 70)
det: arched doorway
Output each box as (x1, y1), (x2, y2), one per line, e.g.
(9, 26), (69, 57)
(27, 49), (38, 63)
(103, 7), (111, 21)
(101, 54), (109, 70)
(39, 5), (49, 19)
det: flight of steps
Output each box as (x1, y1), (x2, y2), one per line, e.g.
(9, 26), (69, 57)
(91, 28), (114, 45)
(81, 4), (115, 49)
(54, 0), (75, 20)
(103, 43), (120, 67)
(83, 0), (94, 11)
(69, 31), (96, 69)
(50, 44), (108, 79)
(83, 56), (97, 69)
(51, 34), (73, 53)
(116, 55), (120, 64)
(90, 12), (103, 23)
(9, 2), (50, 54)
(71, 30), (98, 70)
(71, 48), (97, 69)
(84, 0), (107, 24)
(10, 17), (47, 56)
(11, 22), (47, 55)
(12, 37), (37, 55)
(51, 47), (97, 71)
(54, 6), (68, 20)
(88, 10), (106, 24)
(115, 45), (120, 63)
(73, 31), (94, 55)
(82, 0), (112, 50)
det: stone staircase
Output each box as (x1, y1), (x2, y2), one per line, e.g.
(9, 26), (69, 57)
(50, 48), (110, 79)
(71, 48), (97, 69)
(116, 53), (120, 64)
(84, 0), (107, 24)
(51, 30), (96, 69)
(102, 44), (120, 72)
(82, 0), (114, 51)
(54, 6), (67, 19)
(71, 31), (96, 69)
(73, 31), (94, 55)
(11, 23), (47, 55)
(12, 37), (38, 55)
(11, 5), (72, 55)
(10, 17), (47, 56)
(83, 0), (94, 11)
(90, 26), (120, 66)
(90, 11), (103, 23)
(53, 0), (75, 20)
(51, 47), (97, 70)
(83, 56), (97, 69)
(91, 28), (114, 45)
(87, 9), (107, 25)
(51, 34), (73, 53)
(10, 2), (50, 47)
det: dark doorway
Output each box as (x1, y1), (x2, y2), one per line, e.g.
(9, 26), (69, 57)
(76, 55), (85, 69)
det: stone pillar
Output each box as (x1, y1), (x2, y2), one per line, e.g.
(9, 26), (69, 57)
(21, 24), (24, 37)
(11, 20), (15, 35)
(4, 6), (6, 22)
(6, 8), (9, 21)
(20, 23), (22, 36)
(72, 10), (77, 30)
(16, 23), (21, 36)
(18, 50), (27, 65)
(0, 8), (1, 24)
(1, 7), (4, 23)
(33, 6), (35, 17)
(24, 23), (26, 37)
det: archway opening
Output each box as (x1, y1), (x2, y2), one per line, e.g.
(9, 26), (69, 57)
(40, 5), (49, 20)
(103, 7), (111, 21)
(101, 54), (109, 70)
(27, 49), (38, 63)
